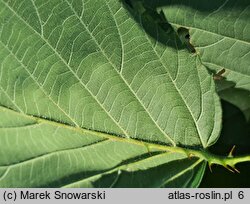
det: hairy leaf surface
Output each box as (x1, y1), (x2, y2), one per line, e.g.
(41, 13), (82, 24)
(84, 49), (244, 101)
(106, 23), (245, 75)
(153, 0), (250, 90)
(0, 0), (221, 187)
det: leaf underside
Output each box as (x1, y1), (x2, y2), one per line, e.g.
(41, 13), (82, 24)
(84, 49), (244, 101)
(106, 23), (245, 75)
(4, 0), (249, 187)
(155, 0), (250, 121)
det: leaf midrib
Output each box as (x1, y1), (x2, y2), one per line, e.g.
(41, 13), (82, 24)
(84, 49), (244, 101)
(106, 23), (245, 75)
(0, 105), (202, 188)
(0, 105), (203, 160)
(203, 61), (250, 77)
(169, 22), (250, 45)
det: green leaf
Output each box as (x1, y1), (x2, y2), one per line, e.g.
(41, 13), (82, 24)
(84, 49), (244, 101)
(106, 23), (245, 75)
(219, 86), (250, 121)
(0, 0), (221, 187)
(154, 0), (250, 118)
(157, 0), (250, 89)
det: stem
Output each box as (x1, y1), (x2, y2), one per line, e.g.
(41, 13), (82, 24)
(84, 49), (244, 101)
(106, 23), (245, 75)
(1, 105), (250, 172)
(146, 144), (250, 172)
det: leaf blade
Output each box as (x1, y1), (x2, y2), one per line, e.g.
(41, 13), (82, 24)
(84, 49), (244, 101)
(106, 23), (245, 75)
(0, 0), (222, 187)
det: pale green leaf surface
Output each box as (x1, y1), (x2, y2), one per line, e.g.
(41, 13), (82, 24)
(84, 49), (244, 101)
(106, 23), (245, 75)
(0, 0), (218, 187)
(157, 0), (250, 91)
(217, 85), (250, 121)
